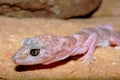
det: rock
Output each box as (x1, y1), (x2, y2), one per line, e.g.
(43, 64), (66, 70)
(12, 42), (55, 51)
(93, 0), (120, 17)
(0, 16), (120, 80)
(0, 0), (101, 18)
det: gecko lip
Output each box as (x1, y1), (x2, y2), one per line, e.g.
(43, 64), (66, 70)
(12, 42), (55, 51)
(12, 55), (25, 65)
(12, 57), (27, 65)
(13, 59), (24, 65)
(12, 55), (36, 65)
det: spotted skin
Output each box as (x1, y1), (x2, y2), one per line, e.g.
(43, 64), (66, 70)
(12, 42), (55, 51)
(13, 24), (120, 65)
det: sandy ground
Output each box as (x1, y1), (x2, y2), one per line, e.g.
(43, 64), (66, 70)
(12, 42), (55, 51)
(0, 16), (120, 80)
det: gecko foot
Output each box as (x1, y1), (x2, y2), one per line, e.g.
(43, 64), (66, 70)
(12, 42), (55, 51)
(79, 55), (96, 63)
(115, 46), (120, 49)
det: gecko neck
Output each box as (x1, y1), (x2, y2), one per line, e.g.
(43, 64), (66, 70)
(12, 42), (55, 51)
(61, 34), (83, 52)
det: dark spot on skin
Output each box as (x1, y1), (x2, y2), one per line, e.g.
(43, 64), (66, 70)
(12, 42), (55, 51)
(50, 49), (54, 53)
(30, 49), (40, 56)
(63, 42), (67, 47)
(67, 43), (72, 47)
(51, 44), (55, 47)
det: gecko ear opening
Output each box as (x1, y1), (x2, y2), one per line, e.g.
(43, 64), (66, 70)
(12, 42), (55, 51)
(22, 38), (32, 46)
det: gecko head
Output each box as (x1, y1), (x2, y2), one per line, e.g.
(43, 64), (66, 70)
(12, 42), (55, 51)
(12, 35), (61, 65)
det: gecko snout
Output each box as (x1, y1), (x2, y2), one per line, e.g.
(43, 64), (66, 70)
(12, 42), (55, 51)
(12, 53), (27, 64)
(12, 55), (18, 64)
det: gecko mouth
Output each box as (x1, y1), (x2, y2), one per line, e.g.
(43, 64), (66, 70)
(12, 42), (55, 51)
(12, 58), (33, 65)
(12, 55), (28, 65)
(12, 55), (41, 65)
(12, 56), (24, 65)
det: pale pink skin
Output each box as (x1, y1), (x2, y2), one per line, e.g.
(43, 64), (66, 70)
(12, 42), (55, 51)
(13, 24), (120, 65)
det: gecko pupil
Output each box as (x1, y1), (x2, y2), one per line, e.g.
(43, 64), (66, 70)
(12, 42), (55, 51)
(30, 49), (40, 56)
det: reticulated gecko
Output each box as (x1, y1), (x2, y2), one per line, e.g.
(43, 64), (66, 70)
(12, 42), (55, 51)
(12, 24), (120, 65)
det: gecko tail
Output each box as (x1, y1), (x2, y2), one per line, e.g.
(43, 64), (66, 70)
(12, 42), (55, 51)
(97, 24), (114, 31)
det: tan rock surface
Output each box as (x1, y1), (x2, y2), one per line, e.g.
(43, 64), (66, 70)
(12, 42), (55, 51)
(93, 0), (120, 17)
(0, 16), (120, 80)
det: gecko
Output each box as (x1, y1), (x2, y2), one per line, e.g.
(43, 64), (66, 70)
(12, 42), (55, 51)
(12, 24), (120, 65)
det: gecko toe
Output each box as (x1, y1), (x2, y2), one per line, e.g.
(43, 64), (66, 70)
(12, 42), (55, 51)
(78, 55), (96, 64)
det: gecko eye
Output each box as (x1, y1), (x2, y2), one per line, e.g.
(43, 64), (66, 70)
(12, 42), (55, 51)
(30, 49), (40, 56)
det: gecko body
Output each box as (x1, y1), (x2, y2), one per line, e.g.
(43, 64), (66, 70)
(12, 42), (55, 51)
(13, 24), (120, 65)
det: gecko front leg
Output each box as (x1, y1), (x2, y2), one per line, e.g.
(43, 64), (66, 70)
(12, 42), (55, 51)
(72, 33), (97, 62)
